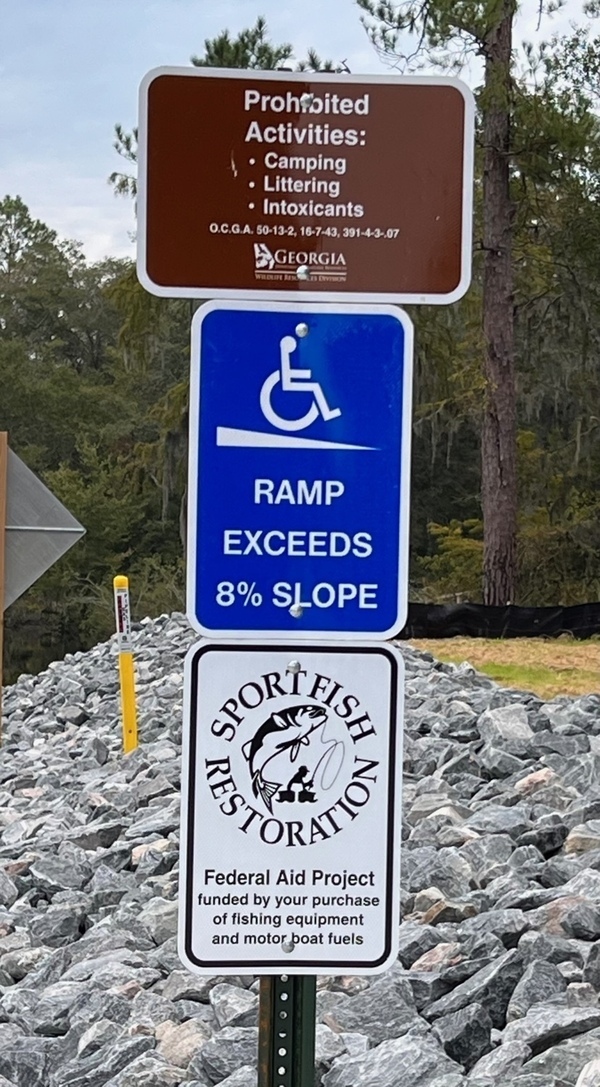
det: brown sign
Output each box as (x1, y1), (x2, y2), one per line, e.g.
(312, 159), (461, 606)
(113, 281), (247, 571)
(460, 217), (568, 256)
(138, 69), (474, 303)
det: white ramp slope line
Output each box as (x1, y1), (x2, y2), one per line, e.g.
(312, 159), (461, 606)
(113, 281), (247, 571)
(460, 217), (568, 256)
(216, 426), (377, 451)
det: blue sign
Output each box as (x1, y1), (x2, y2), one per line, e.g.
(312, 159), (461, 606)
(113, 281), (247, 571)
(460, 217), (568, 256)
(187, 301), (413, 639)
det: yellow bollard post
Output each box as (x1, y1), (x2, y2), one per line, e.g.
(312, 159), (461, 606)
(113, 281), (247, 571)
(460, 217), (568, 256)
(113, 575), (138, 753)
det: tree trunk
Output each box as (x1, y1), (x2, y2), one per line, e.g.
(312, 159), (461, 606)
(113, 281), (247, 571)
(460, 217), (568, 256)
(481, 0), (517, 605)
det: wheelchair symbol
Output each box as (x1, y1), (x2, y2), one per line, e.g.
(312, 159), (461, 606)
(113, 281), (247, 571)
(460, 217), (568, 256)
(260, 335), (342, 433)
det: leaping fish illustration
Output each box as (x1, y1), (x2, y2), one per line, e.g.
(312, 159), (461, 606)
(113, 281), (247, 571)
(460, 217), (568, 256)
(241, 705), (327, 813)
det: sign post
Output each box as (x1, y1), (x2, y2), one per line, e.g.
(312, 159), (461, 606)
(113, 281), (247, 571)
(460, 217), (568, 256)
(138, 62), (475, 1087)
(258, 975), (316, 1087)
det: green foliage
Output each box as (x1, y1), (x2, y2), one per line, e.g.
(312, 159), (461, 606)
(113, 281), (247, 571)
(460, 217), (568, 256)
(358, 0), (495, 64)
(191, 15), (294, 69)
(108, 125), (138, 200)
(415, 520), (484, 602)
(416, 428), (600, 606)
(408, 293), (484, 559)
(543, 25), (600, 105)
(190, 14), (338, 71)
(0, 197), (187, 680)
(518, 496), (600, 605)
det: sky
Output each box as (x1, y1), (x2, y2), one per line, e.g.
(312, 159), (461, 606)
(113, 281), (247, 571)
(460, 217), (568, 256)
(0, 0), (585, 264)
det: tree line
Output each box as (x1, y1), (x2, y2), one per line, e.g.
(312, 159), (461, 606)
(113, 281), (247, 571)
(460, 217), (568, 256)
(2, 13), (600, 678)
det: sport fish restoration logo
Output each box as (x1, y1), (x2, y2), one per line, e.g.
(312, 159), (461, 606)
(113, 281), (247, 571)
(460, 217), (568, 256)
(204, 663), (380, 847)
(243, 704), (332, 812)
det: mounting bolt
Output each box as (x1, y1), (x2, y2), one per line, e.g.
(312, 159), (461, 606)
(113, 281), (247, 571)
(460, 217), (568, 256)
(295, 322), (309, 337)
(289, 604), (304, 618)
(286, 660), (301, 674)
(300, 92), (314, 111)
(296, 265), (310, 281)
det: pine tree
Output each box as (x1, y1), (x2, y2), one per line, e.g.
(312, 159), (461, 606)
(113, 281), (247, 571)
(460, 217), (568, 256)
(358, 0), (518, 604)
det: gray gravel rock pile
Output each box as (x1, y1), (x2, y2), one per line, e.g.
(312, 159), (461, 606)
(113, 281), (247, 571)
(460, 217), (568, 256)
(2, 616), (600, 1085)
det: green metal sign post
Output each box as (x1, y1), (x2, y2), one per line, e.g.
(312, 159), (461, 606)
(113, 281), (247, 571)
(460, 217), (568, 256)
(258, 975), (317, 1087)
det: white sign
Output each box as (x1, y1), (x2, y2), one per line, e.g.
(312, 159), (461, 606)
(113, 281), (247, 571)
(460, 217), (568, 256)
(113, 586), (133, 653)
(179, 640), (404, 975)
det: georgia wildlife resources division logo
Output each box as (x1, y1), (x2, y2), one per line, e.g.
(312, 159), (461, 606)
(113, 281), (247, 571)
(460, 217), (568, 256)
(203, 661), (382, 848)
(254, 243), (276, 270)
(253, 243), (347, 283)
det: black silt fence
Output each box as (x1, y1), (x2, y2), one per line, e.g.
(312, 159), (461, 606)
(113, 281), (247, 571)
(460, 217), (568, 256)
(398, 602), (600, 640)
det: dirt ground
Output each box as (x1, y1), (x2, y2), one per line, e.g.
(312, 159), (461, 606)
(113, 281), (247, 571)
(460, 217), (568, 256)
(408, 637), (600, 699)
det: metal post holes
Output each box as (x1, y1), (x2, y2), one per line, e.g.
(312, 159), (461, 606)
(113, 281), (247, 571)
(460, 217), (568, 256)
(186, 301), (413, 640)
(178, 641), (404, 975)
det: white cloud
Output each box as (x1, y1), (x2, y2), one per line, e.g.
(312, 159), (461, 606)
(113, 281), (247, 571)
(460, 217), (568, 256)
(0, 156), (135, 261)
